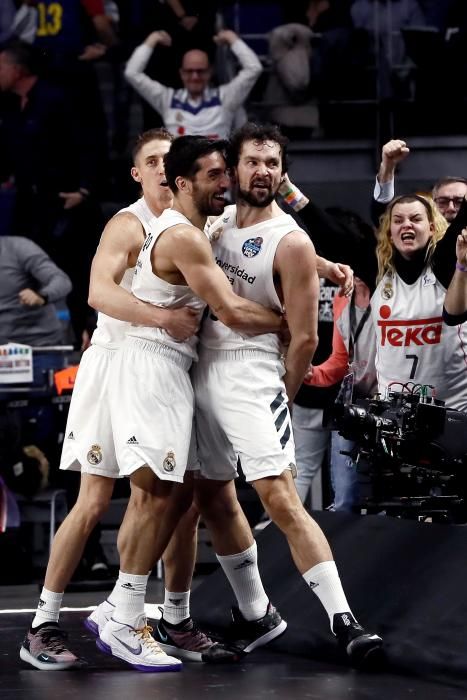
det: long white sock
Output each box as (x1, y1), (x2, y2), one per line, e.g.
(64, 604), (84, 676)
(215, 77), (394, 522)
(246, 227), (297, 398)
(216, 542), (269, 621)
(112, 571), (149, 627)
(303, 560), (352, 630)
(163, 589), (190, 625)
(32, 587), (63, 628)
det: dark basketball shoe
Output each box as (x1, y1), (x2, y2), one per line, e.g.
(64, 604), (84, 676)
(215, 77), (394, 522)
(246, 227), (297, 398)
(20, 622), (81, 670)
(154, 612), (241, 663)
(332, 612), (383, 668)
(229, 602), (287, 653)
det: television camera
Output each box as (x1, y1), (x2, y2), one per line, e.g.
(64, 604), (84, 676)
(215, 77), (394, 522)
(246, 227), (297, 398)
(328, 379), (467, 522)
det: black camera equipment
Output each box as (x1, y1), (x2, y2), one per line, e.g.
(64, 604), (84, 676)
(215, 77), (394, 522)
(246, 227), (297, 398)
(328, 385), (467, 522)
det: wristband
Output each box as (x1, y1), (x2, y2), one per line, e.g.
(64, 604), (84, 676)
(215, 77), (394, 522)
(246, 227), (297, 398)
(456, 262), (467, 272)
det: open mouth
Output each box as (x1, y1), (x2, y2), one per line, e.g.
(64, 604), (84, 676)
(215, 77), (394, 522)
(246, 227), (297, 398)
(401, 232), (415, 242)
(160, 180), (168, 187)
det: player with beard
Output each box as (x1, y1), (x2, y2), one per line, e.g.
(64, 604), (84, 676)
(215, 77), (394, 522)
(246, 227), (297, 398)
(190, 122), (383, 665)
(94, 136), (288, 672)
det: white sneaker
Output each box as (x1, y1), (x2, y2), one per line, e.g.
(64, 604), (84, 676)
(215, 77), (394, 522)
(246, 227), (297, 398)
(84, 600), (114, 636)
(97, 614), (182, 672)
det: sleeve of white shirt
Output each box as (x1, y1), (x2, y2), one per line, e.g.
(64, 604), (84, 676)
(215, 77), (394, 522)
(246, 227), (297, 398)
(219, 39), (263, 113)
(124, 43), (173, 116)
(373, 176), (395, 204)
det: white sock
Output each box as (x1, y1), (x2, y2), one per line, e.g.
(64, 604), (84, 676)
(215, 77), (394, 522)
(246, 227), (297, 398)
(32, 587), (63, 628)
(303, 560), (353, 630)
(112, 570), (149, 627)
(163, 589), (190, 625)
(107, 583), (119, 607)
(216, 542), (269, 621)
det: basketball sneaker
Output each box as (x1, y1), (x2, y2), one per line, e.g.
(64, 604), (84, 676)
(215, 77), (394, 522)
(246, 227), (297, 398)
(332, 612), (384, 667)
(97, 614), (182, 672)
(20, 622), (81, 670)
(83, 600), (114, 636)
(229, 602), (287, 653)
(154, 609), (241, 663)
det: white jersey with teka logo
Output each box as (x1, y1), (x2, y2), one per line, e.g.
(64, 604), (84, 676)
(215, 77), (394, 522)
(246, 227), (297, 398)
(91, 197), (155, 350)
(372, 267), (467, 411)
(128, 208), (206, 360)
(201, 204), (304, 354)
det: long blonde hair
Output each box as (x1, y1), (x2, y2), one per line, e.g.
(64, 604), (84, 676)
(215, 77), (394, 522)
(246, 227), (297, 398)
(376, 194), (448, 283)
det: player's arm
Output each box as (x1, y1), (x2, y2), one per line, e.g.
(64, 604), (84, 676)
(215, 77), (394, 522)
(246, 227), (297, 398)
(172, 226), (283, 334)
(88, 213), (199, 339)
(275, 231), (319, 403)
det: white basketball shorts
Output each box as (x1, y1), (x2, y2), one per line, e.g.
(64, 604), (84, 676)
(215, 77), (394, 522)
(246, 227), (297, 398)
(193, 348), (296, 482)
(109, 337), (194, 482)
(60, 344), (120, 478)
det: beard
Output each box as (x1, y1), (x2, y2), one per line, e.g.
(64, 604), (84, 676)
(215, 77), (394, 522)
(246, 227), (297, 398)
(237, 184), (276, 208)
(193, 186), (225, 217)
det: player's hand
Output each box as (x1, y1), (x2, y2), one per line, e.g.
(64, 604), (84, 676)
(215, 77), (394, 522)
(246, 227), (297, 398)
(18, 288), (46, 306)
(164, 307), (200, 340)
(327, 262), (354, 297)
(145, 30), (172, 48)
(456, 228), (467, 265)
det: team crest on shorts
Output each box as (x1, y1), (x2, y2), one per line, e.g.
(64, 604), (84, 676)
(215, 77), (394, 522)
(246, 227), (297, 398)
(87, 444), (103, 465)
(163, 450), (176, 472)
(242, 237), (263, 258)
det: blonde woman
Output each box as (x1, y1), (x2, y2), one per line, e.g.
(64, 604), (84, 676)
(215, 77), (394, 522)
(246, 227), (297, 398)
(372, 194), (467, 411)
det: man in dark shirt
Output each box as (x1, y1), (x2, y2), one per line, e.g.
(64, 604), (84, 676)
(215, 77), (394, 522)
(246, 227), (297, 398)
(0, 39), (105, 345)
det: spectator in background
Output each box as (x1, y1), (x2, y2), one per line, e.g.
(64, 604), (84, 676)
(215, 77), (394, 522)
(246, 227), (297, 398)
(0, 236), (72, 347)
(350, 0), (427, 98)
(124, 28), (262, 138)
(305, 275), (376, 511)
(0, 40), (105, 346)
(373, 138), (467, 224)
(373, 193), (467, 411)
(443, 228), (467, 325)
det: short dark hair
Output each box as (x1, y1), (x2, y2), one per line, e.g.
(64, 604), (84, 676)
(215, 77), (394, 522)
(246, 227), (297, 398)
(0, 39), (44, 76)
(164, 135), (228, 192)
(432, 176), (467, 196)
(131, 128), (173, 165)
(228, 122), (290, 174)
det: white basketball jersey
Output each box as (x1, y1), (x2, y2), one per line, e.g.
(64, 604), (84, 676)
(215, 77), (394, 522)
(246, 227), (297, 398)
(201, 204), (304, 354)
(92, 198), (155, 350)
(128, 208), (206, 360)
(372, 267), (467, 411)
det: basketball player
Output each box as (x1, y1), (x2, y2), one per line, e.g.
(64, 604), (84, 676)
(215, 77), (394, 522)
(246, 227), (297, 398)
(93, 136), (289, 672)
(19, 128), (200, 671)
(189, 122), (383, 665)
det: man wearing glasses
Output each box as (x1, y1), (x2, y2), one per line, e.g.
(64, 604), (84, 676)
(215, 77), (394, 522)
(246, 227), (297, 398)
(373, 139), (467, 222)
(125, 29), (262, 139)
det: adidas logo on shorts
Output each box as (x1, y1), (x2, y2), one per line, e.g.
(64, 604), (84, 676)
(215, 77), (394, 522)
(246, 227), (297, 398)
(126, 436), (139, 444)
(68, 431), (75, 440)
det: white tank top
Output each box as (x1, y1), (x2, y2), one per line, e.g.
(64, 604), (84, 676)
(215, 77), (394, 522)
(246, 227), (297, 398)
(127, 208), (206, 360)
(91, 197), (155, 350)
(200, 205), (303, 354)
(372, 267), (467, 411)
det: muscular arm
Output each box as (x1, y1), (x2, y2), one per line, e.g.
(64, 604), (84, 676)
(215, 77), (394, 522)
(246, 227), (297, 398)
(88, 213), (199, 338)
(171, 226), (283, 334)
(275, 231), (319, 403)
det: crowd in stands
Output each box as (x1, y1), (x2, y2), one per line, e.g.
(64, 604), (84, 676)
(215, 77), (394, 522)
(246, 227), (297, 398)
(0, 1), (467, 578)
